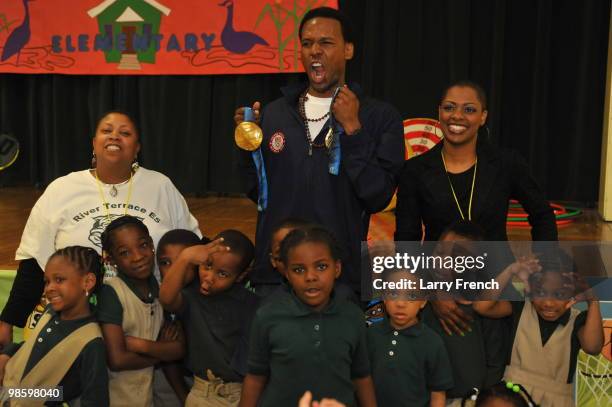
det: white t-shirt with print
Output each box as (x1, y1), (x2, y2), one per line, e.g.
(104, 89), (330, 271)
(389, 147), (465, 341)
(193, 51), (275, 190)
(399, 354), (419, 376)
(16, 167), (201, 271)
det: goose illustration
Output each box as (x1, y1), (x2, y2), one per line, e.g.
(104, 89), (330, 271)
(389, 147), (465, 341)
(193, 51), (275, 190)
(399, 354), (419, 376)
(1, 0), (33, 62)
(219, 0), (268, 54)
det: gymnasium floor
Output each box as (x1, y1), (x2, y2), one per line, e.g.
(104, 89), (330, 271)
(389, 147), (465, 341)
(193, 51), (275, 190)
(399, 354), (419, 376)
(1, 186), (612, 269)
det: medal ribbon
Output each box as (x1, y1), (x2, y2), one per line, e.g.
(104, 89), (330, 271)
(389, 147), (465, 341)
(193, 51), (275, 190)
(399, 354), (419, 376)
(244, 108), (269, 211)
(328, 117), (342, 176)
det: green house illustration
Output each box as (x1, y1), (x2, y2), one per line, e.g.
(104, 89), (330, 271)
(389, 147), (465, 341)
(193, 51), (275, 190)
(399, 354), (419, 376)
(87, 0), (171, 70)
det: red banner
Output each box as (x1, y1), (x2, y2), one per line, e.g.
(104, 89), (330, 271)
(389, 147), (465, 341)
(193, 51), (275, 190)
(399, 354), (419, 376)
(0, 0), (337, 75)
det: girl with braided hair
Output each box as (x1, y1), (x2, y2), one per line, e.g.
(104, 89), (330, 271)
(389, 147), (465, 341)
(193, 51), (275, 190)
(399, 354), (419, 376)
(462, 381), (538, 407)
(97, 216), (184, 407)
(0, 246), (109, 406)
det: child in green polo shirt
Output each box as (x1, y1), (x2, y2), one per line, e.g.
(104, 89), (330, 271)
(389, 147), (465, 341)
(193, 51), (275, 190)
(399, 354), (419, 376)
(97, 216), (185, 407)
(155, 229), (202, 406)
(239, 225), (377, 407)
(159, 229), (260, 407)
(420, 221), (515, 404)
(262, 218), (357, 304)
(0, 246), (108, 406)
(368, 269), (453, 407)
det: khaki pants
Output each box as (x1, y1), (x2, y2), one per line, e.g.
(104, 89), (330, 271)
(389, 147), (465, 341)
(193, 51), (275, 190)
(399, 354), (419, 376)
(446, 398), (464, 407)
(185, 371), (241, 407)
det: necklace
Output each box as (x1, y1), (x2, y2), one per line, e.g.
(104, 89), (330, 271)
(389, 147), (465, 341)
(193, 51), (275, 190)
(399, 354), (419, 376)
(299, 90), (333, 156)
(441, 150), (477, 220)
(97, 177), (131, 197)
(95, 170), (134, 222)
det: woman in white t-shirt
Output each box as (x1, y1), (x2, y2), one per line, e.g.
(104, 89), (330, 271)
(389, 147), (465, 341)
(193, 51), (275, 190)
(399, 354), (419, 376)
(0, 111), (201, 345)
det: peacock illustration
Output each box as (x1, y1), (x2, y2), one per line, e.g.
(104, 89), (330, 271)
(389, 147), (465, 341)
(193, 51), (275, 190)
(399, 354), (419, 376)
(1, 0), (33, 62)
(219, 0), (268, 54)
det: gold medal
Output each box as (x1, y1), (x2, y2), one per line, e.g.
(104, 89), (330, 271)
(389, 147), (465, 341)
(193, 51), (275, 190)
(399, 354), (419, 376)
(235, 122), (263, 151)
(235, 107), (263, 151)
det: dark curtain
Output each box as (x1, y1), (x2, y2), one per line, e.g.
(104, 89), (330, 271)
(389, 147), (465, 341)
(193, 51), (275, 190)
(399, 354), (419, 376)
(0, 0), (609, 203)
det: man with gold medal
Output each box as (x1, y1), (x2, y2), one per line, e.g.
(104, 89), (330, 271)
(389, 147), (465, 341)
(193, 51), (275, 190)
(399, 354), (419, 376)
(233, 7), (404, 298)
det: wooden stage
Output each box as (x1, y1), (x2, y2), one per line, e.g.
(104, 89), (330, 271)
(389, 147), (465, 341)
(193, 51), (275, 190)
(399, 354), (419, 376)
(1, 186), (612, 269)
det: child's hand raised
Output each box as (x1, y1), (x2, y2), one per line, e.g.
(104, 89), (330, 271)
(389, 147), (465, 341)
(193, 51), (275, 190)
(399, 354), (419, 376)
(183, 238), (230, 266)
(506, 256), (541, 292)
(564, 272), (597, 308)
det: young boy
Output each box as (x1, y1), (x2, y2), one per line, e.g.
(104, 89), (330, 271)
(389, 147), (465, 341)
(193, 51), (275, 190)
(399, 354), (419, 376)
(420, 221), (515, 404)
(239, 226), (376, 407)
(155, 229), (201, 406)
(157, 229), (202, 282)
(263, 218), (358, 305)
(368, 270), (453, 407)
(473, 264), (604, 407)
(159, 230), (259, 407)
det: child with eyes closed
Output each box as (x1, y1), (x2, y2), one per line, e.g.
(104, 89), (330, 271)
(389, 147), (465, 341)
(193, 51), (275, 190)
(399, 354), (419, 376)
(96, 216), (184, 407)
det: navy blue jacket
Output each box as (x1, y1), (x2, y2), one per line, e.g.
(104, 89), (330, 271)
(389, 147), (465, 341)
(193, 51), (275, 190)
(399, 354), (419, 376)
(241, 82), (405, 293)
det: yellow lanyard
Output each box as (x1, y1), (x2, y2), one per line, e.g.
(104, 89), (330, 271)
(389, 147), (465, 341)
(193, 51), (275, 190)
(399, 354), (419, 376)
(441, 150), (477, 220)
(95, 170), (134, 222)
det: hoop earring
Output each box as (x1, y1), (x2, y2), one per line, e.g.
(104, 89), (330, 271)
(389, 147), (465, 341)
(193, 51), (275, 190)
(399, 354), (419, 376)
(91, 152), (97, 168)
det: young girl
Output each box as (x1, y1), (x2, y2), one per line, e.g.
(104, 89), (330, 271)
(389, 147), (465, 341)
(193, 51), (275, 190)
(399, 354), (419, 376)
(0, 246), (108, 406)
(473, 266), (604, 407)
(239, 226), (376, 407)
(97, 216), (184, 407)
(264, 218), (357, 304)
(462, 381), (538, 407)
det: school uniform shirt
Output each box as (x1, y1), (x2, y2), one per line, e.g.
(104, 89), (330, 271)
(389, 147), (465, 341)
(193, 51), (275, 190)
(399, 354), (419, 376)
(421, 303), (508, 399)
(97, 273), (161, 326)
(508, 301), (587, 384)
(97, 273), (163, 407)
(247, 290), (371, 407)
(367, 317), (453, 407)
(241, 82), (405, 293)
(176, 281), (259, 383)
(1, 307), (108, 406)
(15, 167), (201, 272)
